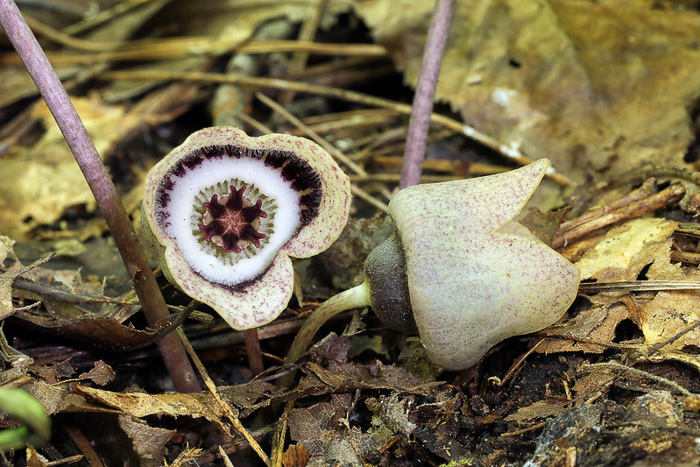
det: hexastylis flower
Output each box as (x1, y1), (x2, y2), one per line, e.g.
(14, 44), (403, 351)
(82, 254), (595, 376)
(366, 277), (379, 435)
(142, 127), (351, 330)
(286, 159), (581, 371)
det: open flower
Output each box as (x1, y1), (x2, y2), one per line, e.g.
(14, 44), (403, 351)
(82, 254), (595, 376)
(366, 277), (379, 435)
(142, 127), (351, 330)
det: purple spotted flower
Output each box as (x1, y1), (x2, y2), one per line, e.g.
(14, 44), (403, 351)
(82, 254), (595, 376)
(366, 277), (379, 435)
(142, 127), (351, 330)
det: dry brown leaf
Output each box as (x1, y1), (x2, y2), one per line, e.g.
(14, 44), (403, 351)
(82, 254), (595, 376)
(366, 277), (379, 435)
(74, 385), (228, 431)
(282, 443), (311, 467)
(288, 394), (354, 457)
(22, 379), (108, 416)
(118, 414), (175, 464)
(0, 262), (23, 320)
(0, 96), (144, 237)
(575, 218), (681, 281)
(538, 300), (630, 355)
(12, 311), (172, 352)
(355, 0), (700, 180)
(640, 291), (700, 350)
(571, 371), (616, 400)
(220, 379), (280, 417)
(504, 399), (568, 423)
(79, 360), (116, 387)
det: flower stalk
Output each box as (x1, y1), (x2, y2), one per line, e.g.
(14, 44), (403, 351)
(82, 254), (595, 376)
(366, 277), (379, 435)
(280, 282), (370, 387)
(0, 0), (200, 393)
(285, 283), (371, 365)
(400, 0), (455, 188)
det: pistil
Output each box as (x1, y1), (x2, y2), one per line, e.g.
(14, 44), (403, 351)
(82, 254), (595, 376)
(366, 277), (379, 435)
(199, 185), (267, 253)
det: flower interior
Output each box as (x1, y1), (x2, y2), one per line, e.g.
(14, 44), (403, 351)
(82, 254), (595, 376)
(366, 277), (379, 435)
(199, 185), (267, 253)
(153, 144), (322, 286)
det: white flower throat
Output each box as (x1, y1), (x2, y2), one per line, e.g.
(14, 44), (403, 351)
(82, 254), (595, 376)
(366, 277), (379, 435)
(162, 156), (301, 286)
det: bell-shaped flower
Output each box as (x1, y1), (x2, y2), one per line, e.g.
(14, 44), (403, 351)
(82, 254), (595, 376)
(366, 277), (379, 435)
(387, 158), (581, 369)
(286, 159), (581, 371)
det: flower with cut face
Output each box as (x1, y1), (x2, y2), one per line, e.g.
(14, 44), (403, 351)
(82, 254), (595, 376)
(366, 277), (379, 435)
(142, 127), (351, 330)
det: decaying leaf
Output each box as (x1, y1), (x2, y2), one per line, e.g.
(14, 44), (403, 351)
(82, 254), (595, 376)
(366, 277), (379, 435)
(0, 262), (24, 321)
(118, 414), (175, 465)
(575, 218), (682, 281)
(79, 360), (116, 387)
(640, 291), (700, 351)
(355, 0), (700, 181)
(504, 398), (568, 423)
(281, 443), (311, 467)
(74, 385), (229, 432)
(288, 394), (355, 459)
(0, 97), (145, 237)
(537, 296), (631, 355)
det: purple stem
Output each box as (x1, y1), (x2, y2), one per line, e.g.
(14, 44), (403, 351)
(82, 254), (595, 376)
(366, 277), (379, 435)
(400, 0), (455, 188)
(0, 0), (200, 393)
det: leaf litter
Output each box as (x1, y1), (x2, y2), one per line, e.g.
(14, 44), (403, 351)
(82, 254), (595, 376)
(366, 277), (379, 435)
(1, 0), (700, 465)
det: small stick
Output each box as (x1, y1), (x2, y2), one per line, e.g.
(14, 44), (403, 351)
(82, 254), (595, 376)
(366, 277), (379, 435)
(552, 183), (685, 249)
(255, 92), (366, 176)
(579, 281), (700, 293)
(669, 250), (700, 265)
(177, 329), (271, 466)
(557, 178), (658, 234)
(255, 92), (389, 212)
(278, 0), (327, 105)
(648, 319), (700, 356)
(400, 0), (455, 188)
(0, 0), (199, 393)
(243, 328), (265, 377)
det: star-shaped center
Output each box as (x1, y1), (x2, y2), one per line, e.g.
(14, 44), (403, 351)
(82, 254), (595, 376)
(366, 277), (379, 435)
(199, 185), (267, 253)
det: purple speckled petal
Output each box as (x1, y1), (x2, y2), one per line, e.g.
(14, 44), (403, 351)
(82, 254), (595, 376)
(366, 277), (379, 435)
(142, 127), (351, 330)
(389, 159), (580, 370)
(164, 245), (294, 329)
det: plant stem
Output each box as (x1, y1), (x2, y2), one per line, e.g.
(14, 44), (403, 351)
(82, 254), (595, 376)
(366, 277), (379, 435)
(400, 0), (455, 188)
(0, 0), (200, 393)
(281, 283), (371, 386)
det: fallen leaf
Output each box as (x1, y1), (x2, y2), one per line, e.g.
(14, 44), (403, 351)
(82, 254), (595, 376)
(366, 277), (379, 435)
(281, 443), (311, 467)
(288, 394), (354, 457)
(74, 385), (228, 432)
(0, 262), (23, 320)
(538, 298), (631, 354)
(575, 218), (681, 281)
(640, 291), (700, 350)
(118, 414), (175, 464)
(355, 0), (700, 180)
(0, 97), (145, 237)
(504, 399), (568, 423)
(79, 360), (116, 387)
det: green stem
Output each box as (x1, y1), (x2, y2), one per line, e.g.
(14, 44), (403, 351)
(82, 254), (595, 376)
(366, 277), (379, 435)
(285, 282), (371, 366)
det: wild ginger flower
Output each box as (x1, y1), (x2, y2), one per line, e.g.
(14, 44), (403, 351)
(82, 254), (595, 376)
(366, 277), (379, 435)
(287, 159), (581, 370)
(142, 127), (351, 330)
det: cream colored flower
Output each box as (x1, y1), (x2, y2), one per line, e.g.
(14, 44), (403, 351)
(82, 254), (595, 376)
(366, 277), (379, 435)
(142, 127), (351, 330)
(387, 159), (580, 369)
